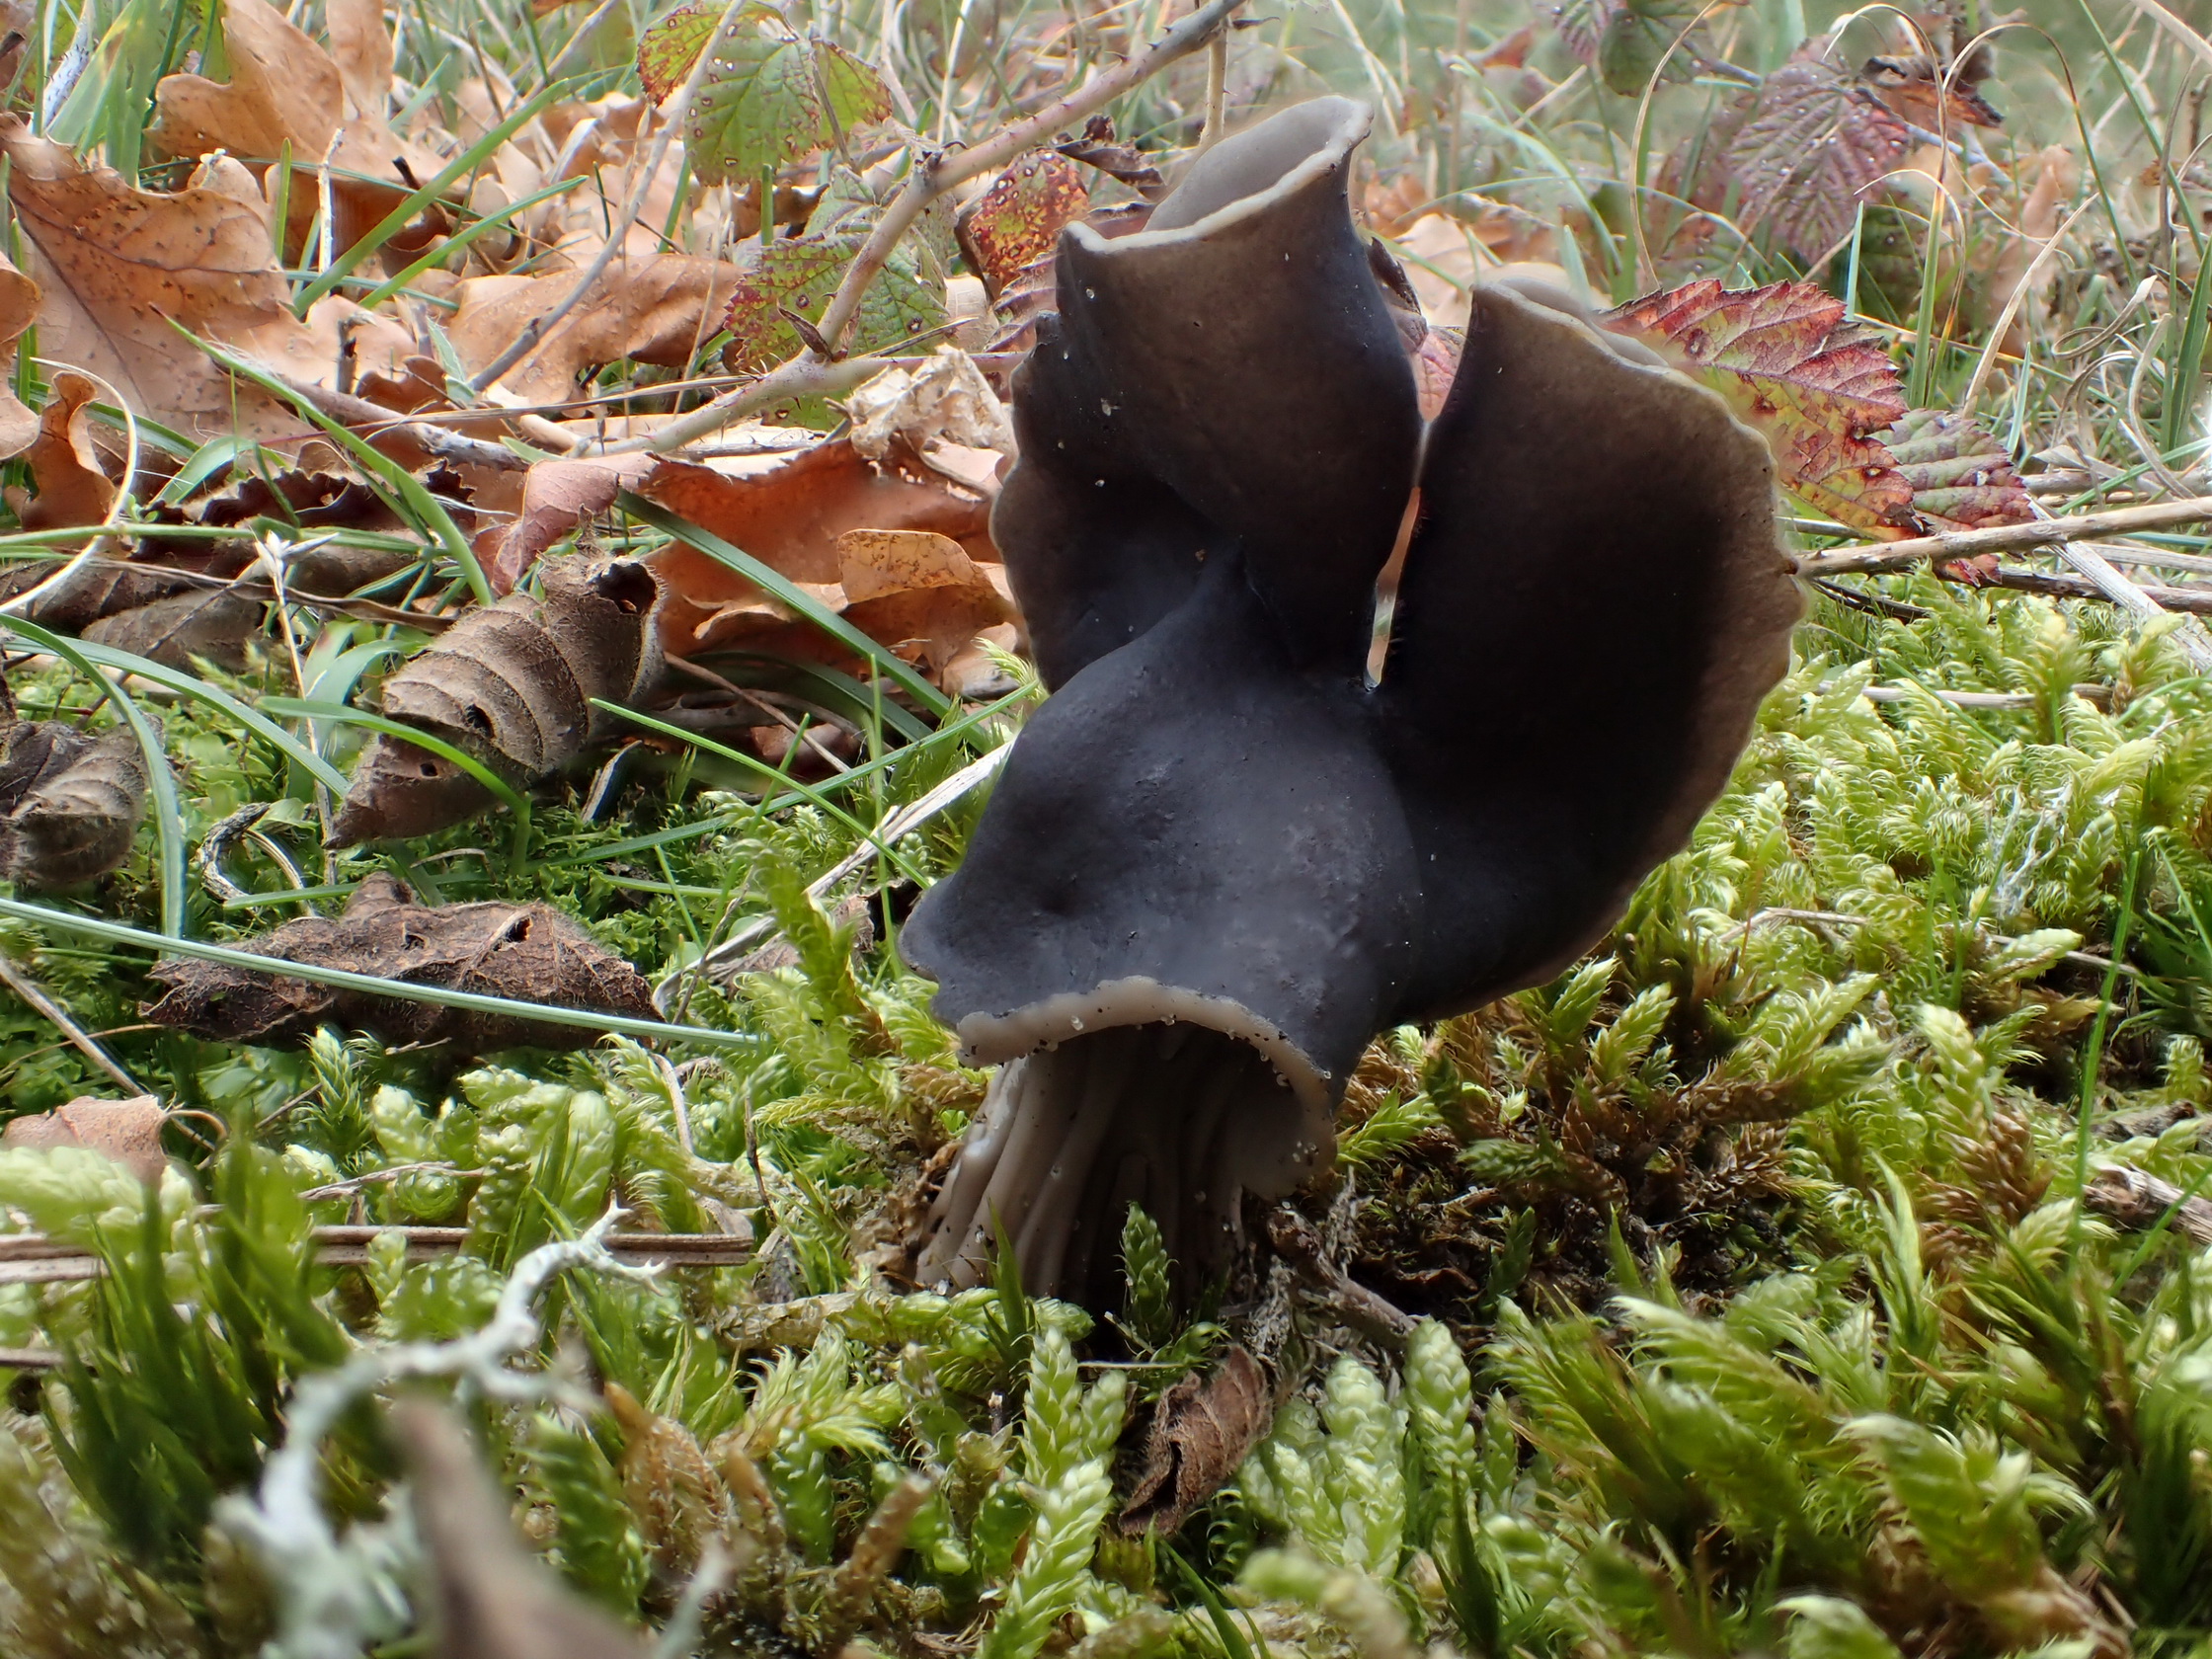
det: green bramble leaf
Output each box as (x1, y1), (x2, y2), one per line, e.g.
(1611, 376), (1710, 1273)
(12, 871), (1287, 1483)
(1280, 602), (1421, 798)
(641, 5), (894, 187)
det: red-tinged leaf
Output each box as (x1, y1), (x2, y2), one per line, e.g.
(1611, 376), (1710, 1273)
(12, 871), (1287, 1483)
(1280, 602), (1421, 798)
(1883, 408), (2032, 534)
(1723, 48), (1913, 259)
(722, 235), (945, 392)
(635, 1), (722, 103)
(1605, 278), (1920, 537)
(955, 151), (1090, 299)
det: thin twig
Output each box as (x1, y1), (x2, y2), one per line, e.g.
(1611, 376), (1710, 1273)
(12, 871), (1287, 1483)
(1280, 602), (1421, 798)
(0, 954), (143, 1095)
(271, 373), (530, 471)
(1198, 33), (1228, 151)
(1982, 566), (2212, 616)
(1794, 497), (2212, 578)
(597, 0), (1250, 457)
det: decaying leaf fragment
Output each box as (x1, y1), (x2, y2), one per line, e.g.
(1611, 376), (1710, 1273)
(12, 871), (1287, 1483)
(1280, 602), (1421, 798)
(0, 714), (151, 888)
(0, 251), (39, 459)
(1604, 278), (1918, 536)
(0, 1095), (168, 1183)
(1118, 1347), (1272, 1537)
(142, 872), (660, 1050)
(2, 372), (117, 534)
(332, 556), (664, 844)
(446, 257), (748, 405)
(394, 1398), (646, 1659)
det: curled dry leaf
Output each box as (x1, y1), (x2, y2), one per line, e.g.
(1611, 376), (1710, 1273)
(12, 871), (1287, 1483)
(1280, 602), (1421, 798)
(142, 871), (660, 1050)
(0, 1095), (168, 1184)
(3, 372), (117, 534)
(0, 251), (38, 459)
(148, 0), (443, 260)
(0, 117), (327, 446)
(1056, 115), (1164, 197)
(473, 454), (658, 592)
(0, 715), (151, 888)
(83, 588), (267, 672)
(956, 150), (1091, 299)
(638, 438), (994, 656)
(1118, 1347), (1272, 1537)
(393, 1398), (646, 1659)
(1604, 277), (1919, 536)
(332, 557), (663, 844)
(446, 256), (746, 405)
(1722, 45), (1913, 260)
(846, 347), (1016, 465)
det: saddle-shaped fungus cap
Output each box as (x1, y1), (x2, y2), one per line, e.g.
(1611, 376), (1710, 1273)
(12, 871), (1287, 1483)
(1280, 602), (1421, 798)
(901, 97), (1801, 1302)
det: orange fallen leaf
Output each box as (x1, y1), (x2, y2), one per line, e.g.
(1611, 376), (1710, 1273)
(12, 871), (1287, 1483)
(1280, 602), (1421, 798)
(149, 0), (443, 261)
(1604, 277), (1919, 537)
(837, 527), (1010, 678)
(1, 1095), (170, 1184)
(4, 373), (118, 534)
(0, 251), (38, 458)
(640, 437), (993, 642)
(473, 454), (658, 592)
(1, 118), (330, 447)
(445, 256), (747, 405)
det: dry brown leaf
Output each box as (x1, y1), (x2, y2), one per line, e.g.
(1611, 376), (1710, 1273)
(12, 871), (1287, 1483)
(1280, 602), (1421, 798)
(393, 1398), (646, 1659)
(847, 347), (1016, 467)
(1, 117), (328, 446)
(1, 1095), (169, 1184)
(837, 527), (1010, 677)
(83, 588), (266, 672)
(149, 0), (440, 261)
(446, 257), (746, 405)
(0, 250), (39, 458)
(472, 454), (657, 592)
(0, 714), (151, 888)
(332, 556), (663, 844)
(3, 372), (116, 533)
(1118, 1347), (1272, 1537)
(639, 438), (994, 654)
(142, 871), (660, 1050)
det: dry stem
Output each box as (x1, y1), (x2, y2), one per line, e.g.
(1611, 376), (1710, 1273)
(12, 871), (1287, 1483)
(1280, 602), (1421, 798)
(1794, 497), (2212, 577)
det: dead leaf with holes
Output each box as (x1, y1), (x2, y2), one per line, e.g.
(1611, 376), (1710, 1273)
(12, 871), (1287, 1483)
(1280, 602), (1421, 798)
(1603, 278), (1919, 537)
(1118, 1347), (1273, 1537)
(149, 0), (445, 262)
(3, 372), (117, 534)
(0, 251), (39, 458)
(0, 713), (151, 889)
(0, 118), (332, 446)
(142, 871), (660, 1050)
(637, 438), (996, 658)
(445, 257), (747, 406)
(331, 556), (664, 844)
(1, 1096), (169, 1183)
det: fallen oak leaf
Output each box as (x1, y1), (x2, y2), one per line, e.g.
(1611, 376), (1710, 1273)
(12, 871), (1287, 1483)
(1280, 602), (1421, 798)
(0, 1095), (168, 1184)
(445, 256), (749, 405)
(1118, 1347), (1272, 1537)
(1603, 277), (1920, 537)
(0, 713), (152, 888)
(2, 372), (117, 534)
(637, 438), (994, 655)
(142, 871), (660, 1051)
(0, 119), (332, 446)
(331, 555), (664, 845)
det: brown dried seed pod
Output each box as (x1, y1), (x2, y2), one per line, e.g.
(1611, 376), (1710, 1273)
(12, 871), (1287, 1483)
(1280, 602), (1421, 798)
(0, 717), (151, 886)
(330, 555), (663, 844)
(140, 871), (659, 1051)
